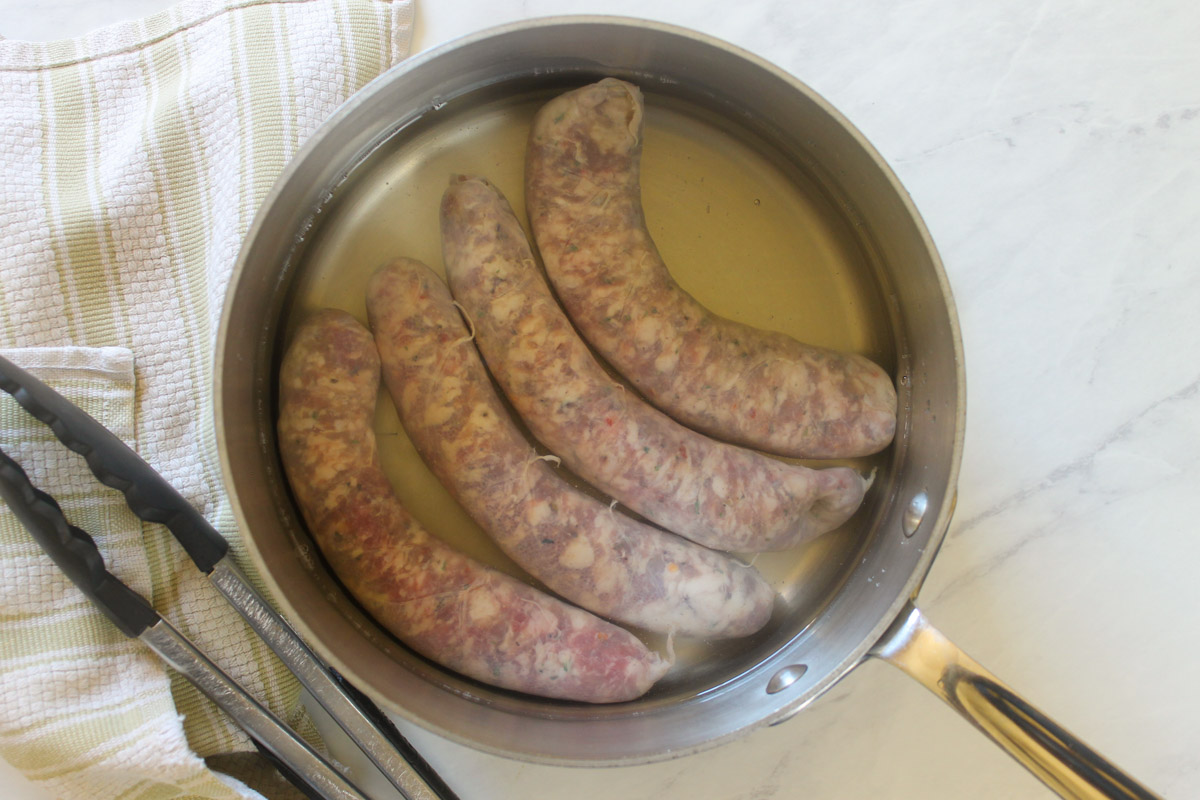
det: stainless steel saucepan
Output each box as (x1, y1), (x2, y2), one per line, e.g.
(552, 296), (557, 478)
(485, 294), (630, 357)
(215, 17), (1158, 799)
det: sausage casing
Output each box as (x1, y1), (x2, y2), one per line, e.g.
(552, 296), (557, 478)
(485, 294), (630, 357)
(441, 176), (867, 553)
(277, 308), (671, 702)
(525, 78), (897, 459)
(366, 258), (774, 639)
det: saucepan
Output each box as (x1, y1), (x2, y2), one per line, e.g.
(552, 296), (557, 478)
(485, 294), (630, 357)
(215, 16), (1157, 799)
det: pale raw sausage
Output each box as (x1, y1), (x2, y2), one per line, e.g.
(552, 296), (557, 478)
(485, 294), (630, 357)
(277, 308), (671, 702)
(525, 78), (897, 459)
(441, 176), (867, 553)
(366, 258), (774, 639)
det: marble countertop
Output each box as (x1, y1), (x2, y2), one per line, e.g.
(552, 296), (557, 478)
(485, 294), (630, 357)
(3, 1), (1197, 798)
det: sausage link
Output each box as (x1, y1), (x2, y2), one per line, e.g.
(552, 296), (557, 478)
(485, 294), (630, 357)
(277, 308), (671, 702)
(367, 258), (773, 639)
(441, 176), (866, 553)
(525, 78), (897, 459)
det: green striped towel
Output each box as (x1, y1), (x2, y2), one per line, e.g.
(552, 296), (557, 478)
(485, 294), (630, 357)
(0, 1), (413, 797)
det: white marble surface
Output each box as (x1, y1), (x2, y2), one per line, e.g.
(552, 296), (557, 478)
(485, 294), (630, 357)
(3, 1), (1199, 798)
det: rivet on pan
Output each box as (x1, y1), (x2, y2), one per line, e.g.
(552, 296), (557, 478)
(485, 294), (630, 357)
(902, 492), (928, 537)
(766, 664), (808, 694)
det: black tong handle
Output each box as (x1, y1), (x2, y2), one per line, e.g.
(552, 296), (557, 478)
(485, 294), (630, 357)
(0, 447), (159, 637)
(0, 356), (227, 572)
(0, 355), (459, 799)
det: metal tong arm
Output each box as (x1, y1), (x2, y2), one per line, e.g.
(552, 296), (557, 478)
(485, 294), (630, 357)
(0, 447), (369, 800)
(209, 557), (455, 800)
(0, 355), (456, 800)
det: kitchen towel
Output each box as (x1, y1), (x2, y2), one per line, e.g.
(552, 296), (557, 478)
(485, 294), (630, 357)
(0, 0), (414, 797)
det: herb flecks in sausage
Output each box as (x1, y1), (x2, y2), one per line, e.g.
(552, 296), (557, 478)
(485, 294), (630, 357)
(526, 78), (898, 459)
(277, 309), (670, 702)
(367, 258), (773, 638)
(441, 176), (866, 553)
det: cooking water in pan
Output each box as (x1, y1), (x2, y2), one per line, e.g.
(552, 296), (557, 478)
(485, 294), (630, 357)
(280, 80), (897, 698)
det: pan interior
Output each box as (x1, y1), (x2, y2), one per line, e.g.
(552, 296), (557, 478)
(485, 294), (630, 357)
(279, 82), (897, 696)
(220, 18), (959, 765)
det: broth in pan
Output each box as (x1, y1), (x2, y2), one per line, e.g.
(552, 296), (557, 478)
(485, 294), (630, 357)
(281, 84), (896, 694)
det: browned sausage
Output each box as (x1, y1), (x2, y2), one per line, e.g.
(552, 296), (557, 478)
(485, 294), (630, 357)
(277, 308), (671, 702)
(525, 78), (897, 459)
(366, 258), (773, 639)
(441, 176), (867, 553)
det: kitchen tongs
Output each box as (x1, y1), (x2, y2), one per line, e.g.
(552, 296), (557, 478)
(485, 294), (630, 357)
(0, 355), (457, 800)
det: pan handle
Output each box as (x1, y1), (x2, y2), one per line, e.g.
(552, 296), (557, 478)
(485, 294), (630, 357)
(870, 602), (1160, 800)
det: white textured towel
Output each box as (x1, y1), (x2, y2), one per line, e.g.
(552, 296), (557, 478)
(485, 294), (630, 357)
(0, 1), (414, 797)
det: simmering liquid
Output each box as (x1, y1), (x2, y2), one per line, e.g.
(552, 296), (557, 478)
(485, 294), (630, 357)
(283, 86), (894, 690)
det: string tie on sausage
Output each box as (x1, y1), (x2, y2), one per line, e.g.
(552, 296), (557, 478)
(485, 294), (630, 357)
(451, 300), (477, 343)
(516, 453), (563, 498)
(862, 466), (878, 491)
